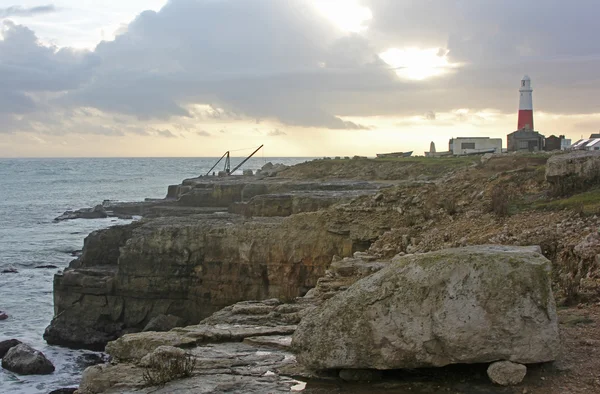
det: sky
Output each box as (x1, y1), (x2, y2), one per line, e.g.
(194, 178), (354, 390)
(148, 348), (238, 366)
(1, 0), (599, 158)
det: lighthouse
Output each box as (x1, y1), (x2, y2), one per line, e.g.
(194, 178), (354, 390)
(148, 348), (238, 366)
(517, 75), (533, 130)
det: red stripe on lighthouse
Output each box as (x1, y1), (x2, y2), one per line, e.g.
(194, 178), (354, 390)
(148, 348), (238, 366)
(517, 110), (533, 130)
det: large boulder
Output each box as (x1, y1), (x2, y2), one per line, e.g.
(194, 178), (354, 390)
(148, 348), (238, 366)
(293, 245), (560, 370)
(545, 150), (600, 195)
(1, 343), (55, 375)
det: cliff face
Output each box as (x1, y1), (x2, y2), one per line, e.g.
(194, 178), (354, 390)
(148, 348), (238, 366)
(44, 213), (356, 350)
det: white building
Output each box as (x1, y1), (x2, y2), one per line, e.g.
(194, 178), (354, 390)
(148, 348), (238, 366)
(572, 138), (600, 151)
(561, 138), (572, 150)
(448, 137), (503, 156)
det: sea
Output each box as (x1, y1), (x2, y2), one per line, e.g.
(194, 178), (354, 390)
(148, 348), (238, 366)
(0, 157), (311, 394)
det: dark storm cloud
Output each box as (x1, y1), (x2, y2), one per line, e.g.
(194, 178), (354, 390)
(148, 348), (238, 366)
(2, 0), (600, 136)
(0, 20), (99, 120)
(59, 0), (380, 129)
(0, 5), (56, 18)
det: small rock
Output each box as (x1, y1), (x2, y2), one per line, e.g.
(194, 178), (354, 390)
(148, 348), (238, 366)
(48, 388), (77, 394)
(0, 339), (21, 358)
(0, 312), (8, 321)
(35, 265), (59, 269)
(487, 361), (527, 386)
(1, 343), (55, 375)
(1, 268), (18, 274)
(339, 369), (382, 382)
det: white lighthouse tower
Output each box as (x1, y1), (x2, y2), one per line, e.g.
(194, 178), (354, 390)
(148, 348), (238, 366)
(517, 75), (534, 130)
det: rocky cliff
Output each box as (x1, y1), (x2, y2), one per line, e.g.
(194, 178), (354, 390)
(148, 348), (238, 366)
(45, 154), (600, 393)
(44, 213), (356, 350)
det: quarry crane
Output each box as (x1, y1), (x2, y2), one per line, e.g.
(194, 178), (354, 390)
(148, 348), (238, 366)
(206, 145), (263, 176)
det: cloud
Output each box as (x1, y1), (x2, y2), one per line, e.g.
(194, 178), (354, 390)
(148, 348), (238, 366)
(267, 129), (287, 136)
(153, 129), (177, 138)
(0, 20), (98, 119)
(424, 111), (436, 121)
(56, 0), (389, 129)
(2, 0), (600, 139)
(0, 5), (57, 18)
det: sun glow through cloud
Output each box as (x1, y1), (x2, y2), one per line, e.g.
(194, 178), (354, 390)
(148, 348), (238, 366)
(313, 0), (372, 33)
(379, 47), (460, 81)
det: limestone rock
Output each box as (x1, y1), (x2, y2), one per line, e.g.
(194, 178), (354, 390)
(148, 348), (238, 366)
(77, 342), (301, 394)
(0, 339), (21, 358)
(54, 205), (108, 222)
(46, 212), (352, 350)
(1, 343), (55, 375)
(487, 361), (527, 386)
(143, 314), (185, 332)
(546, 150), (600, 194)
(105, 331), (197, 362)
(293, 245), (560, 370)
(139, 346), (186, 367)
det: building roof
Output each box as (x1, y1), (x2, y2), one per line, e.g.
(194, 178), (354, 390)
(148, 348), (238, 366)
(508, 129), (544, 138)
(522, 75), (531, 81)
(587, 138), (600, 148)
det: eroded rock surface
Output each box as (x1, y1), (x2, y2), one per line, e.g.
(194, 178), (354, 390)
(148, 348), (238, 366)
(293, 245), (560, 370)
(45, 212), (357, 350)
(546, 150), (600, 194)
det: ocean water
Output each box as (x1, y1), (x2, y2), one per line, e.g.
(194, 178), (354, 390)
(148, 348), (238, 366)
(0, 157), (310, 394)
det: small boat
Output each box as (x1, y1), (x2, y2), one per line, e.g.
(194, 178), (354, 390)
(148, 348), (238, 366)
(376, 151), (413, 158)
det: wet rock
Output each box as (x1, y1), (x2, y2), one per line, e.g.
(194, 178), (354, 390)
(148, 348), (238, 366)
(143, 314), (185, 332)
(0, 311), (8, 321)
(76, 352), (109, 369)
(487, 361), (527, 386)
(48, 388), (77, 394)
(0, 339), (21, 358)
(293, 245), (559, 370)
(2, 343), (55, 375)
(36, 265), (59, 269)
(1, 267), (18, 274)
(54, 205), (108, 222)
